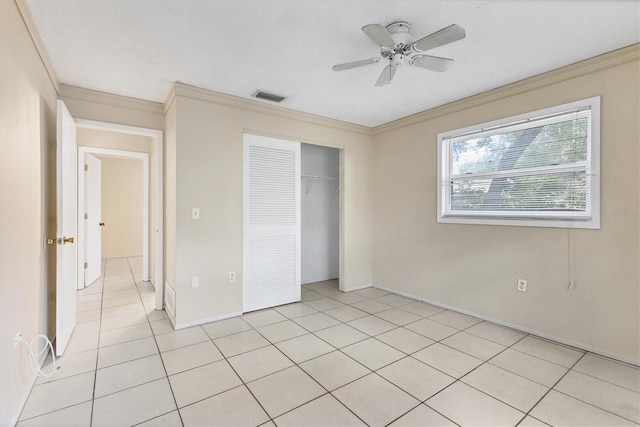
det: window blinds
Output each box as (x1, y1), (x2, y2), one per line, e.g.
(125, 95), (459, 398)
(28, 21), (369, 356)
(443, 108), (592, 219)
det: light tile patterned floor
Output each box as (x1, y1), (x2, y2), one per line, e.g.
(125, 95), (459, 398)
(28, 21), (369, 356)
(18, 257), (640, 426)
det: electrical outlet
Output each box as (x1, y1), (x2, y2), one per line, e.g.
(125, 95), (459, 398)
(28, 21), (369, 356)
(191, 276), (199, 288)
(517, 279), (527, 292)
(13, 331), (22, 348)
(228, 272), (236, 283)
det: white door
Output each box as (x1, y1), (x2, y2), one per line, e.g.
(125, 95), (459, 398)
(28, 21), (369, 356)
(56, 100), (78, 355)
(84, 153), (102, 286)
(243, 134), (301, 312)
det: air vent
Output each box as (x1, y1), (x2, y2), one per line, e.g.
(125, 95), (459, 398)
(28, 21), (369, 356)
(252, 90), (286, 103)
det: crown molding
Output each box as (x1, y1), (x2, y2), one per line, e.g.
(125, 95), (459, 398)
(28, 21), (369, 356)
(15, 0), (60, 94)
(163, 84), (177, 113)
(168, 82), (372, 136)
(372, 43), (640, 136)
(60, 84), (165, 115)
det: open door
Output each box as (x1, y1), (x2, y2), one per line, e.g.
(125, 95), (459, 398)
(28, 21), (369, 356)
(84, 153), (102, 286)
(243, 134), (301, 312)
(56, 100), (77, 355)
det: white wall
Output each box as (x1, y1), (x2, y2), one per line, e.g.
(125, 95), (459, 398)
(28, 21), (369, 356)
(99, 157), (144, 258)
(301, 143), (339, 284)
(0, 1), (58, 424)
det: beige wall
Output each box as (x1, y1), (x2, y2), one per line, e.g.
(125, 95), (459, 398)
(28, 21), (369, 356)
(372, 56), (640, 361)
(100, 157), (144, 258)
(78, 127), (151, 153)
(166, 86), (373, 326)
(77, 128), (155, 281)
(0, 1), (58, 424)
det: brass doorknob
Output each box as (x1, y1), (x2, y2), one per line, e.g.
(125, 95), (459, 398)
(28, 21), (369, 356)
(63, 237), (75, 244)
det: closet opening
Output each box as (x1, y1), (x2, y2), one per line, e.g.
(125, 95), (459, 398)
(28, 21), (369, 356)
(301, 143), (340, 289)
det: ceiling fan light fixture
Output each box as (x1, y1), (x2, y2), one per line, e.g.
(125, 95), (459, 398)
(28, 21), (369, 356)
(252, 90), (286, 103)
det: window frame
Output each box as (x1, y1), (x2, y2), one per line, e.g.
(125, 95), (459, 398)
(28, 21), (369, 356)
(436, 96), (600, 229)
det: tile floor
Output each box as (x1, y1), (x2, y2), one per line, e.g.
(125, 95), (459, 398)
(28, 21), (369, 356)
(18, 257), (640, 426)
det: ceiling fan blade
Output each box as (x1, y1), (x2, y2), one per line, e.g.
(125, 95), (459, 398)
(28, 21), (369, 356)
(332, 57), (381, 72)
(410, 55), (454, 72)
(361, 24), (395, 48)
(375, 65), (397, 86)
(411, 24), (466, 52)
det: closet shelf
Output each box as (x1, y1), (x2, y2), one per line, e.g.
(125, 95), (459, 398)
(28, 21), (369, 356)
(301, 175), (338, 181)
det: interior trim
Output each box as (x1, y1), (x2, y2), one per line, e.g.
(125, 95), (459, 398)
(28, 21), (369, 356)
(373, 283), (640, 367)
(60, 84), (165, 115)
(14, 0), (60, 94)
(167, 82), (373, 136)
(372, 43), (640, 135)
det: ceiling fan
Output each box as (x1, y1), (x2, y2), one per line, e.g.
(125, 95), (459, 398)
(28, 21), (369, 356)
(333, 21), (466, 86)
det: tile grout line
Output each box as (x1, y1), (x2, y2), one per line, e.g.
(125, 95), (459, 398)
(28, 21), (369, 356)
(202, 328), (280, 426)
(522, 348), (640, 425)
(309, 286), (470, 426)
(89, 259), (108, 427)
(28, 278), (637, 426)
(404, 330), (533, 425)
(246, 314), (370, 426)
(376, 318), (533, 426)
(125, 256), (186, 427)
(519, 352), (588, 425)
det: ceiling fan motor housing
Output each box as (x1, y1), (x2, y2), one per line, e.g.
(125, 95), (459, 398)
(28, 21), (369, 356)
(382, 22), (413, 66)
(387, 22), (413, 45)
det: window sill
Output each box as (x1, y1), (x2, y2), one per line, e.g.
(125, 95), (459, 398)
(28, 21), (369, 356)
(437, 215), (600, 229)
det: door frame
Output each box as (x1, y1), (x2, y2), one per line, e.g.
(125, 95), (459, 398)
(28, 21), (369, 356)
(77, 146), (149, 282)
(82, 152), (103, 286)
(75, 119), (164, 310)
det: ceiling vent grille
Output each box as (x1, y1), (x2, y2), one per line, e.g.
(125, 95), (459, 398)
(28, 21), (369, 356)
(252, 90), (286, 103)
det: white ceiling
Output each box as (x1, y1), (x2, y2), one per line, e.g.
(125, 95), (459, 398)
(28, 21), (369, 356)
(26, 1), (639, 127)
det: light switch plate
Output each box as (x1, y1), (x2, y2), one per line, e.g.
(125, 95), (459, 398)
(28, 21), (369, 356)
(192, 208), (200, 220)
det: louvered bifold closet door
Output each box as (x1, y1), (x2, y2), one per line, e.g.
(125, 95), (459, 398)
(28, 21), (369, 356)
(243, 134), (301, 312)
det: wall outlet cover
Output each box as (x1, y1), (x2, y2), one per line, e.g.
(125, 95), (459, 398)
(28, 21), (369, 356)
(517, 279), (527, 292)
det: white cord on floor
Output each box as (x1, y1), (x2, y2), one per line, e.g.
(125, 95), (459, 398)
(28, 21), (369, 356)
(15, 334), (57, 377)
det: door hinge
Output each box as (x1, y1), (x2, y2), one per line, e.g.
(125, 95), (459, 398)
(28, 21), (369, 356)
(84, 262), (88, 269)
(84, 213), (88, 220)
(84, 164), (88, 171)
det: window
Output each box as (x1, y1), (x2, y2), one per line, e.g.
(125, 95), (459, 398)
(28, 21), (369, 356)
(437, 97), (600, 229)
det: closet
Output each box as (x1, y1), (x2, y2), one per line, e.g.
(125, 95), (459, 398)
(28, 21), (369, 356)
(301, 143), (339, 284)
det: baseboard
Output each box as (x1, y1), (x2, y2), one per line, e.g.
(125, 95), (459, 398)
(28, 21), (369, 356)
(9, 334), (54, 427)
(175, 312), (243, 330)
(342, 283), (373, 292)
(372, 284), (640, 367)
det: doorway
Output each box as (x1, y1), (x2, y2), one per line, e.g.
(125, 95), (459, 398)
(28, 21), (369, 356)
(301, 143), (340, 285)
(78, 147), (149, 286)
(75, 120), (164, 310)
